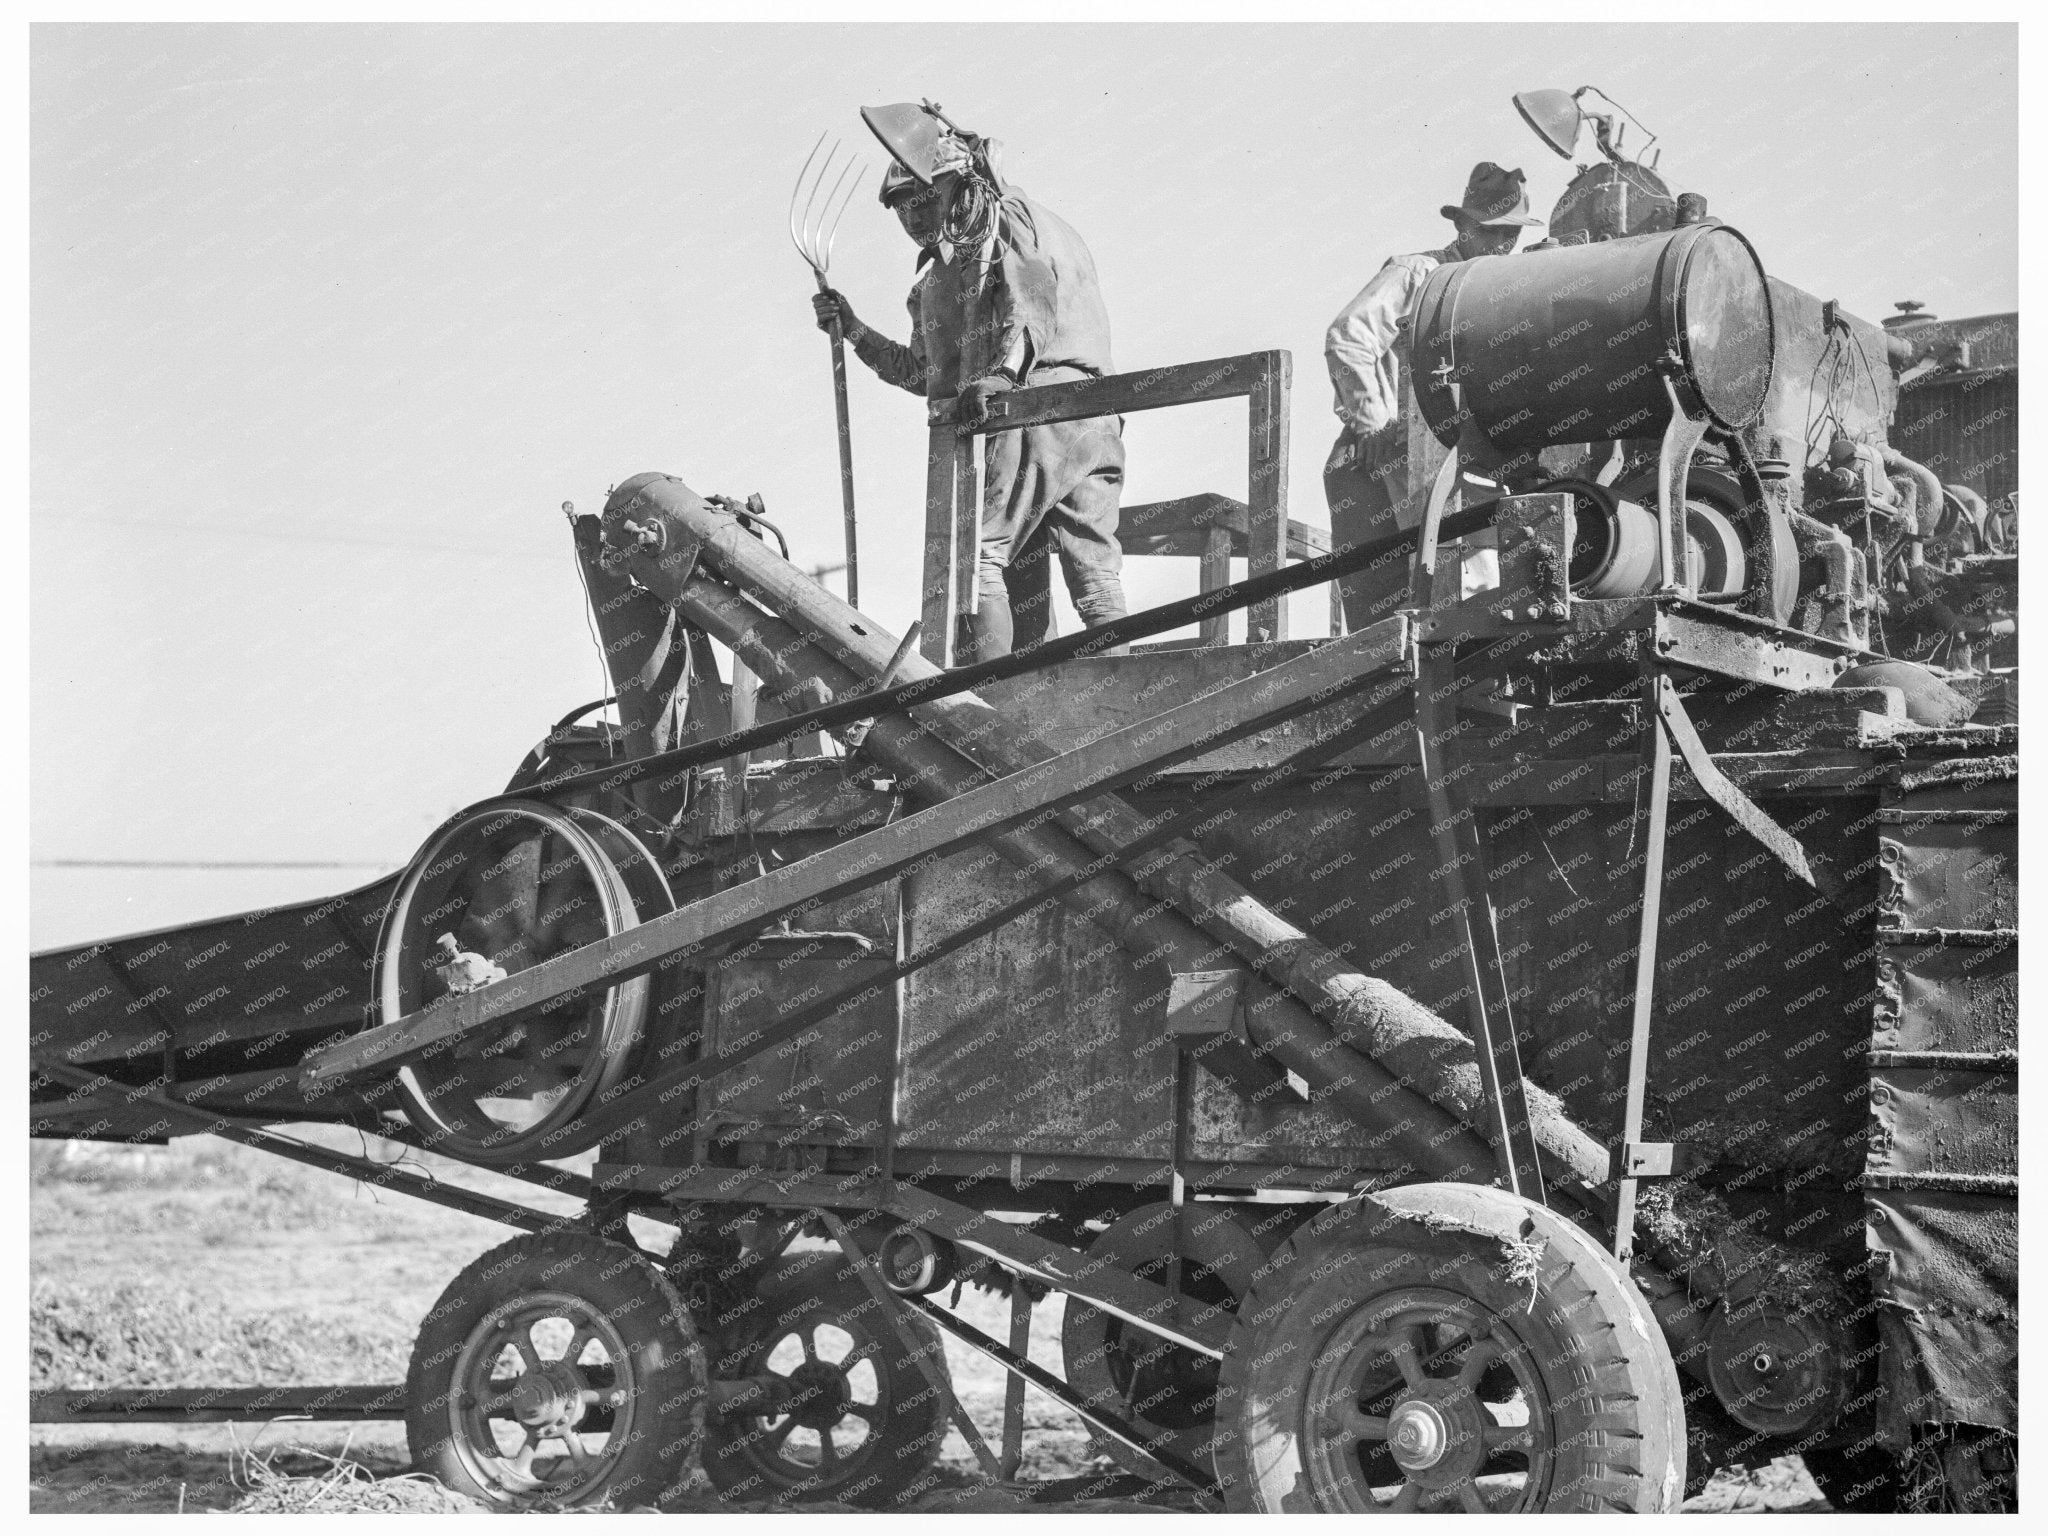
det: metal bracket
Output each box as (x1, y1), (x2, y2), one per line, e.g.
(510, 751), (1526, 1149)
(1650, 674), (1840, 898)
(1166, 970), (1303, 1102)
(1621, 1141), (1675, 1177)
(1655, 379), (1710, 593)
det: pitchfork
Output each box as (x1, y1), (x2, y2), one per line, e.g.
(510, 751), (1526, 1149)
(790, 132), (869, 609)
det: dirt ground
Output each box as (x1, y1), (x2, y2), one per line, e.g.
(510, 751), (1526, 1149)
(30, 1133), (1830, 1514)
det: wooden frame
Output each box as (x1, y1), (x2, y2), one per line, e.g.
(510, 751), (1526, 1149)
(922, 350), (1293, 665)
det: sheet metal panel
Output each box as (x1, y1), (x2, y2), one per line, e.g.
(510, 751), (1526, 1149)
(1866, 762), (2017, 1434)
(896, 837), (1415, 1172)
(1878, 821), (2017, 931)
(1873, 939), (2016, 1057)
(1866, 1190), (2017, 1431)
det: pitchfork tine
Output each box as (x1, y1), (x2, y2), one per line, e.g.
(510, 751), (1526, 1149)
(788, 130), (829, 268)
(797, 142), (845, 273)
(813, 155), (860, 271)
(820, 161), (866, 274)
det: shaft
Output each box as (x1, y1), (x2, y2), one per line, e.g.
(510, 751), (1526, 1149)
(816, 272), (860, 607)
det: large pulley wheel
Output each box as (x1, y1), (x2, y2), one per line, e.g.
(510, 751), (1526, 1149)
(372, 799), (672, 1165)
(1610, 463), (1798, 621)
(1216, 1183), (1686, 1513)
(404, 1232), (706, 1510)
(1060, 1201), (1269, 1478)
(703, 1259), (951, 1506)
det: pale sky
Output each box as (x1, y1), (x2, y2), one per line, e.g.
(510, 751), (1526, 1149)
(30, 22), (2017, 947)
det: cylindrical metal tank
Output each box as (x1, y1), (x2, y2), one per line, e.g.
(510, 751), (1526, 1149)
(1411, 222), (1775, 452)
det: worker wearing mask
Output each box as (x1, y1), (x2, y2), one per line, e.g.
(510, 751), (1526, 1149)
(1322, 162), (1541, 631)
(812, 101), (1127, 661)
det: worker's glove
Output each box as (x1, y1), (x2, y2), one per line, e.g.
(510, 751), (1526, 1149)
(956, 373), (1016, 427)
(812, 288), (859, 338)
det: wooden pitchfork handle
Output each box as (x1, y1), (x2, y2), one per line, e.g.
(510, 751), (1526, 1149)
(816, 271), (860, 609)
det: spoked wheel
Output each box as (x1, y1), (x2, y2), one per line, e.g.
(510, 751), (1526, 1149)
(1060, 1202), (1270, 1478)
(704, 1268), (949, 1506)
(372, 799), (672, 1164)
(406, 1232), (705, 1510)
(1216, 1183), (1686, 1513)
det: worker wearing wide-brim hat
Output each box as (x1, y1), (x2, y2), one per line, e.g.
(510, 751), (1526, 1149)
(813, 102), (1127, 661)
(1322, 163), (1542, 632)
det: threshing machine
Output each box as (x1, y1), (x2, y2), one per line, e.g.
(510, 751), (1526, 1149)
(32, 109), (2017, 1514)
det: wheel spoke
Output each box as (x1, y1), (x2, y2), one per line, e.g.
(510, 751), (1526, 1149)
(767, 1416), (799, 1447)
(800, 1328), (819, 1363)
(1483, 1422), (1534, 1455)
(1458, 1480), (1489, 1514)
(1340, 1405), (1390, 1441)
(819, 1429), (839, 1467)
(561, 1429), (593, 1467)
(1384, 1326), (1425, 1387)
(512, 1332), (542, 1372)
(1388, 1481), (1423, 1512)
(1457, 1336), (1504, 1390)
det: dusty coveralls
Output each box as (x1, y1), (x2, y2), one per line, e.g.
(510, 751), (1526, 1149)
(852, 187), (1126, 654)
(1323, 245), (1457, 632)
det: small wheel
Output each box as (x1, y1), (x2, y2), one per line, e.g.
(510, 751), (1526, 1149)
(704, 1263), (950, 1506)
(405, 1231), (706, 1510)
(1216, 1183), (1686, 1512)
(1060, 1202), (1269, 1478)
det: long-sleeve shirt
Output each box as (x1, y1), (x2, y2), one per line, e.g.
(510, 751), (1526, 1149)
(852, 185), (1114, 400)
(1324, 245), (1458, 437)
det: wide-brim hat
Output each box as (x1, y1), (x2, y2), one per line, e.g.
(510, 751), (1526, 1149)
(1441, 161), (1543, 228)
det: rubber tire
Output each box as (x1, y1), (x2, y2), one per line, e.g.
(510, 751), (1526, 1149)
(703, 1270), (950, 1507)
(405, 1231), (706, 1510)
(1802, 1441), (1904, 1513)
(1215, 1183), (1687, 1512)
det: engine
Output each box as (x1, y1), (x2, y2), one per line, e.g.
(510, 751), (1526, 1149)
(1403, 88), (2016, 702)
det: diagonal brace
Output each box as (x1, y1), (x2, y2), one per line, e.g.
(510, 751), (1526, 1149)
(1649, 674), (1840, 898)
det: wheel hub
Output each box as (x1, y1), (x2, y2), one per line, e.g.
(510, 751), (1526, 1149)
(1387, 1399), (1451, 1471)
(1384, 1378), (1490, 1490)
(783, 1360), (851, 1430)
(509, 1363), (587, 1430)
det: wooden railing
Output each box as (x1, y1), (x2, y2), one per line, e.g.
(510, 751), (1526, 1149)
(922, 350), (1294, 665)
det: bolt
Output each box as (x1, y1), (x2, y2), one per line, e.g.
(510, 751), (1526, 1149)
(608, 1389), (627, 1408)
(460, 1392), (477, 1409)
(1751, 1350), (1776, 1375)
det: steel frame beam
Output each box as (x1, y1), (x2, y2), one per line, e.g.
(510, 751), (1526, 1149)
(31, 1386), (406, 1425)
(1612, 671), (1675, 1265)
